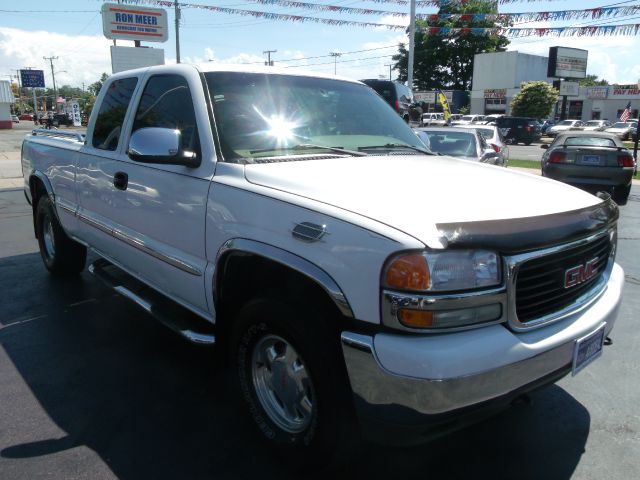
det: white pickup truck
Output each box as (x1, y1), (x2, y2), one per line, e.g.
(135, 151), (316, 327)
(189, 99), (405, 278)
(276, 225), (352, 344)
(22, 64), (623, 463)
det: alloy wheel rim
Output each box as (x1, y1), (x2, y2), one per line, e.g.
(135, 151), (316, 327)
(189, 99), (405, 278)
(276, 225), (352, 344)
(251, 334), (315, 433)
(42, 214), (55, 259)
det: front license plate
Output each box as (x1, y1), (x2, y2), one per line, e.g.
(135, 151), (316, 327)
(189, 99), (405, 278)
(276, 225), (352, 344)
(582, 155), (602, 165)
(572, 323), (606, 376)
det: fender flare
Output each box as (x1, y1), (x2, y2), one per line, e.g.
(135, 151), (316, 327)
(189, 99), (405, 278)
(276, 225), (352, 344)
(215, 238), (354, 318)
(29, 170), (55, 204)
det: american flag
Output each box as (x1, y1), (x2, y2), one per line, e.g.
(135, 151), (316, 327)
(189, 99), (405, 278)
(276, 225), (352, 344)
(620, 101), (632, 122)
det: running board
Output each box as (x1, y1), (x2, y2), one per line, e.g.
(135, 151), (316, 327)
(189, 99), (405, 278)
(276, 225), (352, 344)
(88, 259), (215, 345)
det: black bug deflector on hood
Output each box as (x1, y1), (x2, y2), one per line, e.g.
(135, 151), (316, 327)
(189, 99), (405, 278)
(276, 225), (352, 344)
(436, 197), (619, 253)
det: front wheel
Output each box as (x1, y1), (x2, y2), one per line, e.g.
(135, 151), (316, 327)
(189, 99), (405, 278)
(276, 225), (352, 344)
(230, 297), (356, 467)
(35, 196), (87, 275)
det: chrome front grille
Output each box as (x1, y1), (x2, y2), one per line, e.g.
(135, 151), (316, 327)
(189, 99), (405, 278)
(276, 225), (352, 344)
(513, 233), (612, 325)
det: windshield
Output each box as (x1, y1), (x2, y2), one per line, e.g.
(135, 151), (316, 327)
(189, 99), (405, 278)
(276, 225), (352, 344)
(204, 72), (423, 161)
(585, 121), (602, 126)
(564, 136), (616, 147)
(559, 120), (574, 126)
(461, 115), (475, 121)
(419, 131), (477, 157)
(612, 122), (630, 128)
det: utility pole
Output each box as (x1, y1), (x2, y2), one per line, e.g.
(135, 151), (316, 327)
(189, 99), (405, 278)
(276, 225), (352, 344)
(13, 69), (23, 112)
(263, 50), (277, 66)
(384, 64), (393, 81)
(174, 1), (181, 63)
(330, 52), (342, 75)
(407, 0), (416, 91)
(43, 56), (59, 113)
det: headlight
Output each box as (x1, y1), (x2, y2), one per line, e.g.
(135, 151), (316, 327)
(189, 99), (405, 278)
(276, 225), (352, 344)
(384, 250), (501, 292)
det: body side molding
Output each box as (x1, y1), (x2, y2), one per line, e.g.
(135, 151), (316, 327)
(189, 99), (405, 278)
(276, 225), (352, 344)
(215, 238), (354, 318)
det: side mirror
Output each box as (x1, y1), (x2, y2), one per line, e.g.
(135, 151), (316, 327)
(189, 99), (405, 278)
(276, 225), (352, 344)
(540, 144), (549, 149)
(128, 127), (200, 168)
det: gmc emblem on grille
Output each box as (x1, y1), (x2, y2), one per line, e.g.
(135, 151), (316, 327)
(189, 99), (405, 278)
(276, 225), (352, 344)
(564, 257), (599, 289)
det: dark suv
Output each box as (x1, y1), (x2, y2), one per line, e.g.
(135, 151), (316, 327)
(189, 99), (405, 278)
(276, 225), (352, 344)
(360, 79), (418, 123)
(495, 117), (542, 145)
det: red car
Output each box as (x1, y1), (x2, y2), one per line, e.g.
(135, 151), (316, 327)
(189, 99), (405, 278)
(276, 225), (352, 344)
(18, 114), (34, 121)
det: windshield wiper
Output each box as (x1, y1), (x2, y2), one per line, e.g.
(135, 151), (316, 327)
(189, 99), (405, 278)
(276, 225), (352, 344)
(250, 143), (367, 156)
(358, 143), (434, 155)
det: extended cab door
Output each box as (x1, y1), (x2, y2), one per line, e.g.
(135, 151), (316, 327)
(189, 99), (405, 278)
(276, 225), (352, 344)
(76, 68), (214, 317)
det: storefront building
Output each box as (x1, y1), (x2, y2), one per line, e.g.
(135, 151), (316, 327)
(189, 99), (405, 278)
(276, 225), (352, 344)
(414, 90), (470, 114)
(0, 80), (16, 129)
(471, 50), (640, 121)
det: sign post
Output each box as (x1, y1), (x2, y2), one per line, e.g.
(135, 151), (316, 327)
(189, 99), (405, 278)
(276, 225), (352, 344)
(20, 69), (45, 118)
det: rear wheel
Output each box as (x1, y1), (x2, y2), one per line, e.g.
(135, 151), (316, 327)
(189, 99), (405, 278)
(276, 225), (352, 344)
(614, 184), (631, 205)
(35, 196), (86, 275)
(230, 297), (357, 467)
(524, 140), (532, 146)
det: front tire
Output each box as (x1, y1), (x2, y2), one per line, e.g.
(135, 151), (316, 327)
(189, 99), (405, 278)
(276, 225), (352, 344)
(35, 196), (87, 275)
(230, 297), (356, 467)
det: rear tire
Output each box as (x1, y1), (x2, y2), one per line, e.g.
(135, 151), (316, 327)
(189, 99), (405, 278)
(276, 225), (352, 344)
(35, 196), (87, 275)
(614, 184), (631, 205)
(230, 297), (357, 468)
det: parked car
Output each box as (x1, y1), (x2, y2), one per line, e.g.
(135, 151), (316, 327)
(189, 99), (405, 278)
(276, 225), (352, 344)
(582, 120), (612, 131)
(541, 131), (635, 204)
(457, 124), (509, 165)
(452, 114), (485, 125)
(546, 119), (584, 137)
(414, 127), (504, 165)
(482, 114), (505, 125)
(421, 112), (445, 126)
(18, 113), (34, 121)
(361, 79), (415, 123)
(604, 122), (636, 140)
(495, 116), (542, 145)
(20, 64), (623, 463)
(539, 119), (555, 134)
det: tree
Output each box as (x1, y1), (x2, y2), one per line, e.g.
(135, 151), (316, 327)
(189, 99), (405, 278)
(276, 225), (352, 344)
(393, 1), (509, 91)
(579, 74), (609, 87)
(510, 81), (558, 118)
(88, 73), (109, 97)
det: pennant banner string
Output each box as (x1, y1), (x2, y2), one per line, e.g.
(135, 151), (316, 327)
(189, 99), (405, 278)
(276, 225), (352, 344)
(115, 1), (640, 36)
(249, 1), (640, 24)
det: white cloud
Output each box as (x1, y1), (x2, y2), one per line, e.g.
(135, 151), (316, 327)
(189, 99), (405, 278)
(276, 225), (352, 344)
(0, 27), (113, 88)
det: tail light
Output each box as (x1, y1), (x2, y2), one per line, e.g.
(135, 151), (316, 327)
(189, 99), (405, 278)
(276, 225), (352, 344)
(490, 143), (501, 153)
(525, 126), (532, 133)
(617, 154), (635, 167)
(395, 99), (400, 112)
(548, 152), (566, 163)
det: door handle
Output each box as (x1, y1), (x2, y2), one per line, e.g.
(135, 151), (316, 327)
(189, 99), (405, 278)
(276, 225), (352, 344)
(113, 171), (128, 191)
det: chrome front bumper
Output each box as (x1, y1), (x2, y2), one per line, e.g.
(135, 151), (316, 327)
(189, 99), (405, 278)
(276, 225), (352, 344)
(341, 263), (624, 444)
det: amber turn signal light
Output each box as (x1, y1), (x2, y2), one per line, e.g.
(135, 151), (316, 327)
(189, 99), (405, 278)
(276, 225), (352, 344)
(398, 309), (434, 329)
(384, 254), (431, 291)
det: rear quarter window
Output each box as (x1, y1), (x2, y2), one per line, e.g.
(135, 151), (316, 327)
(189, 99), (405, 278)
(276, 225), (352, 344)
(92, 77), (138, 151)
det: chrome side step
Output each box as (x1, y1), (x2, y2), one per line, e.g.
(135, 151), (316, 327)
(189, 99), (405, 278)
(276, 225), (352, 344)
(89, 259), (215, 345)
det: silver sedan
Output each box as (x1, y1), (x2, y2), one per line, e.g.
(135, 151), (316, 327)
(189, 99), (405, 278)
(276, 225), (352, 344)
(414, 127), (505, 166)
(454, 124), (509, 166)
(541, 131), (635, 204)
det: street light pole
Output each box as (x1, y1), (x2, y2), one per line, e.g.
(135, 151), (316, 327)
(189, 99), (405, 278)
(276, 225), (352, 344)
(407, 0), (416, 90)
(175, 1), (181, 63)
(330, 52), (342, 75)
(43, 56), (59, 113)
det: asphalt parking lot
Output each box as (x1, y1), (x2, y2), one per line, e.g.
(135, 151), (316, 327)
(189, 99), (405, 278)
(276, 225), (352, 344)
(0, 126), (639, 479)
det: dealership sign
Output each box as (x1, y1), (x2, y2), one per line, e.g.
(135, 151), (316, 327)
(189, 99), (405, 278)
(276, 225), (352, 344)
(101, 3), (168, 42)
(559, 81), (579, 97)
(547, 47), (588, 79)
(612, 88), (640, 96)
(484, 89), (506, 98)
(586, 87), (608, 99)
(415, 91), (453, 103)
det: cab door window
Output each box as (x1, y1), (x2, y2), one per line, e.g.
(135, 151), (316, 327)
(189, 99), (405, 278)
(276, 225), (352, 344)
(131, 74), (200, 158)
(92, 77), (138, 151)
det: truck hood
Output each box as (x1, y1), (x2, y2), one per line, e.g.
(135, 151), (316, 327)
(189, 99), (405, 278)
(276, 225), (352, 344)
(244, 155), (601, 244)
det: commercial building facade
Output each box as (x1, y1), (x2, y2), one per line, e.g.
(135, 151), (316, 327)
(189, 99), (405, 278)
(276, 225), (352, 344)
(470, 50), (640, 121)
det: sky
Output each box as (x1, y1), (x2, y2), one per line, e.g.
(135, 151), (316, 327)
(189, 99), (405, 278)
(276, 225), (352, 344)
(1, 0), (639, 90)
